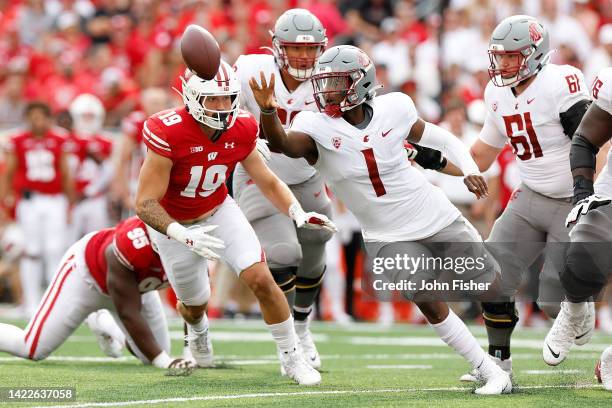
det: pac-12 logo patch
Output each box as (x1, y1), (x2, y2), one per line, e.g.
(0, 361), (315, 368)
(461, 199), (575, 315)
(332, 137), (342, 149)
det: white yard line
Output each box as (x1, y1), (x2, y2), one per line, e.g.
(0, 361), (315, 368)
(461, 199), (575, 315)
(366, 364), (433, 369)
(30, 384), (605, 408)
(522, 369), (586, 375)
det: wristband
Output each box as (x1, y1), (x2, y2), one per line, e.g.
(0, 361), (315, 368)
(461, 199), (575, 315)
(152, 351), (172, 368)
(166, 222), (187, 242)
(288, 202), (305, 221)
(260, 107), (277, 115)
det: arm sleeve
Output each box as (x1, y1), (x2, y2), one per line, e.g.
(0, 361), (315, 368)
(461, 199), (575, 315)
(141, 119), (172, 158)
(419, 122), (480, 175)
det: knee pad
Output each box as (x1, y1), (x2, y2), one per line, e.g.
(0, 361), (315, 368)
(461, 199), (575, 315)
(295, 268), (325, 297)
(562, 249), (608, 302)
(481, 301), (519, 329)
(271, 267), (297, 293)
(266, 241), (302, 269)
(179, 283), (211, 307)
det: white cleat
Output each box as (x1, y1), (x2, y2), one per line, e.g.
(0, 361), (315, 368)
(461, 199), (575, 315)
(280, 347), (321, 386)
(186, 325), (214, 368)
(297, 328), (321, 370)
(474, 363), (512, 395)
(460, 356), (512, 383)
(574, 302), (595, 346)
(86, 310), (124, 358)
(543, 301), (585, 366)
(600, 346), (612, 391)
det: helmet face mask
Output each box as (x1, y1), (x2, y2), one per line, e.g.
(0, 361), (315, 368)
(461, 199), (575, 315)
(178, 61), (240, 131)
(311, 45), (379, 118)
(311, 70), (362, 117)
(270, 9), (328, 81)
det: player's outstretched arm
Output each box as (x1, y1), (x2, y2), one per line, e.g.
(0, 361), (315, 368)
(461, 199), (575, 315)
(408, 118), (488, 198)
(105, 246), (195, 374)
(241, 149), (337, 232)
(248, 72), (318, 164)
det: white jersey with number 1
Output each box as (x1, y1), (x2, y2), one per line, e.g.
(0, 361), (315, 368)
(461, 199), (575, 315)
(479, 63), (590, 198)
(592, 67), (612, 195)
(290, 92), (460, 242)
(234, 53), (318, 185)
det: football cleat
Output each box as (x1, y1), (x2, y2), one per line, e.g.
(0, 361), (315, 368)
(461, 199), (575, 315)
(295, 324), (321, 370)
(599, 346), (612, 391)
(280, 347), (321, 386)
(474, 361), (512, 395)
(186, 324), (214, 367)
(460, 356), (512, 383)
(574, 302), (595, 346)
(86, 310), (124, 358)
(543, 301), (585, 366)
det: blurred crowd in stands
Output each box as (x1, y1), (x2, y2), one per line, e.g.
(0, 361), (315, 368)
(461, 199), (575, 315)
(0, 0), (611, 328)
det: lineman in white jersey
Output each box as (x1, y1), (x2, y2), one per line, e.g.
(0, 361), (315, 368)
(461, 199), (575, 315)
(467, 15), (593, 381)
(233, 9), (332, 369)
(542, 67), (612, 388)
(249, 44), (513, 395)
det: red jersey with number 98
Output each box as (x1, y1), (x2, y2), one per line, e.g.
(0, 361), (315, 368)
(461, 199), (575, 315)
(142, 107), (258, 220)
(85, 216), (167, 294)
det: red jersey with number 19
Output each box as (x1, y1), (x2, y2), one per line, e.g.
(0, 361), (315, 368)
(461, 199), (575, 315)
(142, 107), (258, 220)
(85, 216), (167, 294)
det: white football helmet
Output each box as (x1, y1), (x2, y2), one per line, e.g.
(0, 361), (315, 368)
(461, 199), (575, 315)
(69, 93), (105, 136)
(0, 223), (25, 263)
(178, 60), (240, 131)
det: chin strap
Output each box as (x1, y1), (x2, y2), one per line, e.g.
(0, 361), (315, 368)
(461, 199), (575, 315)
(209, 113), (230, 142)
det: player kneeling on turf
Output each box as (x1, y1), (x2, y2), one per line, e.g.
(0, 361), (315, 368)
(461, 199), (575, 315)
(0, 216), (195, 376)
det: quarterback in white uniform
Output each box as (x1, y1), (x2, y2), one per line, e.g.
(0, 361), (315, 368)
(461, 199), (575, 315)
(542, 67), (612, 390)
(233, 9), (332, 369)
(468, 15), (593, 381)
(249, 44), (513, 395)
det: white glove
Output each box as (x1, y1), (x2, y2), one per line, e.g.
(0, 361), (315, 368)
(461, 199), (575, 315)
(152, 351), (197, 376)
(288, 202), (338, 233)
(166, 223), (225, 260)
(256, 138), (271, 162)
(565, 194), (612, 227)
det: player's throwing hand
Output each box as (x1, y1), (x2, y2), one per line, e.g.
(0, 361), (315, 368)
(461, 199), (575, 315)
(289, 203), (338, 233)
(249, 72), (279, 110)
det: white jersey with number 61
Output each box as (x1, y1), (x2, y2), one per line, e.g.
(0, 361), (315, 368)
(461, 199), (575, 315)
(290, 92), (460, 242)
(479, 63), (590, 198)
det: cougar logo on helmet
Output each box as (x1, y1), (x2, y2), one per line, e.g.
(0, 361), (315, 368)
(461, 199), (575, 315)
(529, 22), (542, 42)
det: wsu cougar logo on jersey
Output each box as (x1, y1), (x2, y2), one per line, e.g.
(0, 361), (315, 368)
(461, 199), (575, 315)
(332, 137), (342, 149)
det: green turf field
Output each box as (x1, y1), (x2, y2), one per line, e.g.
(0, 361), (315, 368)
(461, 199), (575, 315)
(1, 318), (611, 407)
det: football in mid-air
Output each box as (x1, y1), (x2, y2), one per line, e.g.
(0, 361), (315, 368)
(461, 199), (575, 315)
(180, 24), (221, 80)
